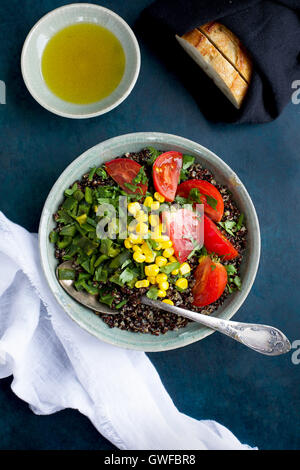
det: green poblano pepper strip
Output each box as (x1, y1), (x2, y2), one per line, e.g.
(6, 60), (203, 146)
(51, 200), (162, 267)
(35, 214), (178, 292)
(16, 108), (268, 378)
(59, 223), (77, 237)
(58, 268), (76, 281)
(57, 236), (72, 249)
(85, 186), (93, 204)
(49, 231), (58, 243)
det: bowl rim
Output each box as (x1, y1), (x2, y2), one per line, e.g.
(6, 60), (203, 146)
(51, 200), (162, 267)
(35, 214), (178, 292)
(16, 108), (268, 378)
(39, 132), (261, 352)
(20, 3), (141, 119)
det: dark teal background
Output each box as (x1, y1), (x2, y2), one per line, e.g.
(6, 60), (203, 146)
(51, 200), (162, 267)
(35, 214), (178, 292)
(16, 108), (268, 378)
(0, 0), (299, 450)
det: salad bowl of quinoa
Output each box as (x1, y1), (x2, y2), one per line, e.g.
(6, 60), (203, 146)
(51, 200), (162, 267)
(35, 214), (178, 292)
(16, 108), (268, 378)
(39, 133), (260, 351)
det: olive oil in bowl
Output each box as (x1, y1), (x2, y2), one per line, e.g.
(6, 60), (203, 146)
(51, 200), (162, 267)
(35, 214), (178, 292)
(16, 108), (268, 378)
(41, 23), (126, 105)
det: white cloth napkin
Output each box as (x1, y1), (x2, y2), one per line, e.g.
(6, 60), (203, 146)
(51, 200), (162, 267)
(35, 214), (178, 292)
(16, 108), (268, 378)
(0, 212), (254, 450)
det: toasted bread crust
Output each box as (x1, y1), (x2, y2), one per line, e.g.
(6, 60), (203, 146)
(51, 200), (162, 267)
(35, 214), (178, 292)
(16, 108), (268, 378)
(180, 29), (248, 108)
(199, 22), (252, 83)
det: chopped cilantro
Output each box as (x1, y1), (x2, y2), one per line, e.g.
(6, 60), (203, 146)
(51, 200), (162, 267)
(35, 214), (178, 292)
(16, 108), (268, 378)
(219, 213), (245, 237)
(147, 147), (161, 165)
(233, 276), (242, 290)
(88, 167), (97, 181)
(218, 220), (236, 237)
(236, 213), (245, 232)
(205, 194), (218, 210)
(188, 188), (201, 203)
(174, 195), (188, 205)
(133, 166), (148, 185)
(96, 167), (108, 180)
(160, 261), (180, 274)
(180, 155), (195, 181)
(146, 286), (159, 300)
(119, 267), (138, 285)
(225, 265), (237, 276)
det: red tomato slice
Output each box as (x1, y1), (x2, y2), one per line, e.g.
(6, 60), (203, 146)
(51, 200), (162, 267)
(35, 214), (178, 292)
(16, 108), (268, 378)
(192, 255), (227, 307)
(163, 208), (203, 263)
(177, 179), (224, 222)
(153, 151), (182, 202)
(204, 215), (238, 260)
(105, 158), (147, 195)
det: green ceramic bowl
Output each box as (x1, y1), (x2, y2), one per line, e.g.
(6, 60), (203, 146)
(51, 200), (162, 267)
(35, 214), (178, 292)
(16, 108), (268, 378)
(39, 132), (260, 351)
(21, 3), (140, 118)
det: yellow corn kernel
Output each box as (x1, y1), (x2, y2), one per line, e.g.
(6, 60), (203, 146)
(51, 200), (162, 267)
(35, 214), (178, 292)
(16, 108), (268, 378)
(179, 262), (191, 275)
(147, 276), (157, 285)
(162, 299), (174, 305)
(128, 222), (137, 233)
(124, 238), (133, 249)
(151, 201), (160, 211)
(142, 244), (156, 263)
(76, 213), (87, 225)
(149, 214), (159, 227)
(157, 289), (167, 298)
(132, 245), (142, 252)
(171, 269), (179, 275)
(160, 240), (173, 249)
(159, 281), (169, 291)
(169, 256), (177, 263)
(149, 227), (161, 240)
(159, 222), (167, 234)
(135, 279), (150, 288)
(156, 273), (168, 283)
(145, 264), (160, 277)
(136, 222), (148, 236)
(133, 251), (146, 263)
(155, 256), (168, 267)
(163, 247), (175, 258)
(198, 255), (206, 264)
(143, 196), (153, 208)
(128, 202), (141, 216)
(175, 278), (188, 290)
(154, 192), (165, 203)
(141, 242), (152, 255)
(135, 210), (148, 223)
(153, 241), (163, 250)
(129, 233), (143, 244)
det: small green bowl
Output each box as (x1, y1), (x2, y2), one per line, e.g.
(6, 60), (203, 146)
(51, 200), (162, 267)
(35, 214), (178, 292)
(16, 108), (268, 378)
(39, 132), (260, 351)
(21, 3), (140, 118)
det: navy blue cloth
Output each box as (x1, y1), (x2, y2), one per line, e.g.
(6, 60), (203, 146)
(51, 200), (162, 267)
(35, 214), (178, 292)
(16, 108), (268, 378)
(140, 0), (300, 123)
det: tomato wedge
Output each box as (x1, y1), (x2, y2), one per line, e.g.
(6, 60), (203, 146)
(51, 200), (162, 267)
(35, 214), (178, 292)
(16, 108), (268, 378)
(105, 158), (147, 195)
(192, 255), (227, 307)
(204, 215), (238, 260)
(177, 179), (224, 222)
(153, 151), (182, 202)
(163, 208), (203, 263)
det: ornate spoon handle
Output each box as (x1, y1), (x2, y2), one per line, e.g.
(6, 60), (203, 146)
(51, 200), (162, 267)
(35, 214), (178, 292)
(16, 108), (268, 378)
(142, 297), (291, 356)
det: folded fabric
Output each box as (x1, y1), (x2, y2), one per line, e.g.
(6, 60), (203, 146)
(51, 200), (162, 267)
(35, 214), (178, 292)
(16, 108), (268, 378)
(140, 0), (300, 123)
(0, 212), (255, 450)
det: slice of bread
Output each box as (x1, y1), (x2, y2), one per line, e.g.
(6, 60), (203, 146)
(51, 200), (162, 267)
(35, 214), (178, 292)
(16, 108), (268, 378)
(176, 28), (250, 109)
(199, 22), (252, 83)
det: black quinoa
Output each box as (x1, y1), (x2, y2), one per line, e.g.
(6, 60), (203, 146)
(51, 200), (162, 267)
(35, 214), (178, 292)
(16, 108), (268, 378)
(53, 148), (247, 335)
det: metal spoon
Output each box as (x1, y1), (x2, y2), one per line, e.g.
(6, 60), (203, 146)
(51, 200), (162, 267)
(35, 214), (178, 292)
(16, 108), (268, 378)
(57, 261), (291, 356)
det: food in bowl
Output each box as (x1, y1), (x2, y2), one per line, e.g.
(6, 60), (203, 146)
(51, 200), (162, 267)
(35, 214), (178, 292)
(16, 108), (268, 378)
(41, 23), (126, 105)
(50, 147), (246, 335)
(176, 22), (252, 109)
